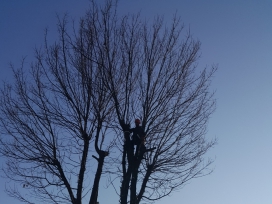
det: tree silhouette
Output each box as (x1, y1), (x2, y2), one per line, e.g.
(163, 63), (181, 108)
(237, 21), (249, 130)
(0, 1), (216, 204)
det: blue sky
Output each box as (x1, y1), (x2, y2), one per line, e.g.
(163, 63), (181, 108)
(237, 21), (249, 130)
(1, 1), (272, 203)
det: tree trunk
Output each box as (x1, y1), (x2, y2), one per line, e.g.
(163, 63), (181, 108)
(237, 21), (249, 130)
(120, 131), (133, 204)
(89, 152), (107, 204)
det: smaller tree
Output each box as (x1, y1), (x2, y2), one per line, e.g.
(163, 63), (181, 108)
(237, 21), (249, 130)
(0, 13), (114, 204)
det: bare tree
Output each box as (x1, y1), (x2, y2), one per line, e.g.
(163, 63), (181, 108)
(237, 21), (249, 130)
(82, 2), (216, 204)
(0, 10), (113, 204)
(0, 1), (216, 204)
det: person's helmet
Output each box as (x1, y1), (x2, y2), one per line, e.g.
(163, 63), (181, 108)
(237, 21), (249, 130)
(135, 119), (141, 124)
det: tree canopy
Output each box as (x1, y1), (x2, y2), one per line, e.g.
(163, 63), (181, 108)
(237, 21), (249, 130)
(0, 1), (216, 204)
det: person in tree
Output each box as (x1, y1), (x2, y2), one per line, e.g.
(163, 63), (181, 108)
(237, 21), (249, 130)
(130, 119), (146, 158)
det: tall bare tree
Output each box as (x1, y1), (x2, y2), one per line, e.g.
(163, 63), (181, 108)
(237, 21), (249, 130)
(0, 10), (113, 204)
(0, 1), (216, 204)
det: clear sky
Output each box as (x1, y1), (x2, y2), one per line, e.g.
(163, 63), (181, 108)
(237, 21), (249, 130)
(1, 1), (272, 204)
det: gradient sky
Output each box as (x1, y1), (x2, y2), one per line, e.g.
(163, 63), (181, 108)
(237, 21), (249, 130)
(1, 1), (272, 204)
